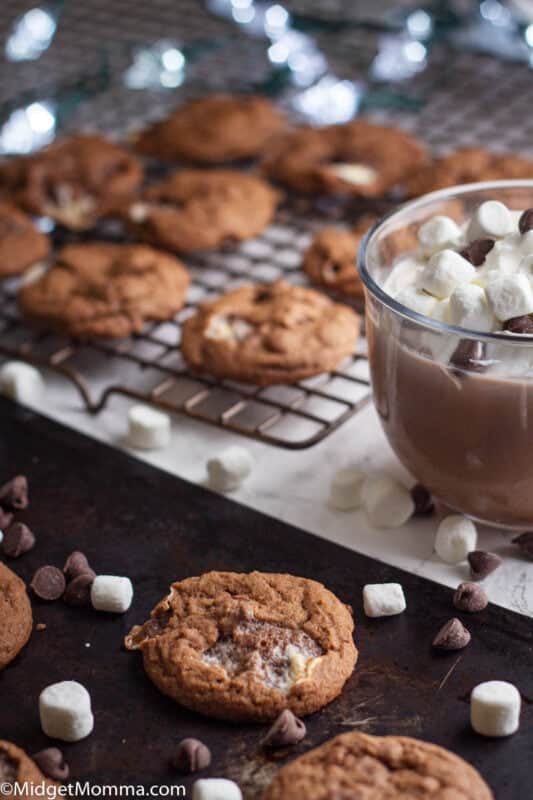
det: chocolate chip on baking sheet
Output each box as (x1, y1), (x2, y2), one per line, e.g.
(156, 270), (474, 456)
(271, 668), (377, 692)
(518, 208), (533, 234)
(453, 582), (488, 613)
(63, 573), (94, 607)
(261, 709), (307, 749)
(460, 238), (495, 267)
(449, 340), (486, 374)
(0, 475), (28, 510)
(512, 532), (533, 559)
(432, 618), (471, 651)
(410, 484), (434, 516)
(503, 315), (533, 334)
(63, 551), (96, 581)
(468, 550), (503, 581)
(32, 748), (69, 781)
(31, 566), (66, 601)
(172, 739), (211, 773)
(2, 522), (35, 557)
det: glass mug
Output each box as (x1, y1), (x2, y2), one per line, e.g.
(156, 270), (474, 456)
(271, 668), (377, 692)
(360, 181), (533, 529)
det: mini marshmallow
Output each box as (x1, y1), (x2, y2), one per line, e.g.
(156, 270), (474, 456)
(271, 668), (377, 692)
(192, 779), (243, 800)
(128, 404), (171, 450)
(0, 361), (45, 407)
(394, 287), (437, 317)
(363, 583), (406, 618)
(468, 200), (514, 239)
(486, 273), (533, 321)
(91, 575), (133, 613)
(328, 163), (378, 186)
(448, 284), (495, 331)
(207, 446), (253, 493)
(328, 467), (365, 511)
(435, 515), (477, 564)
(383, 257), (425, 296)
(361, 475), (415, 528)
(39, 681), (94, 742)
(418, 250), (476, 299)
(417, 215), (462, 254)
(470, 681), (521, 737)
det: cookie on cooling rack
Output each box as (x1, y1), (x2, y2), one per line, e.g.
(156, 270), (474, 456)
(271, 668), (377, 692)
(262, 120), (426, 196)
(262, 730), (493, 800)
(0, 134), (143, 230)
(181, 280), (360, 386)
(134, 94), (285, 163)
(0, 203), (50, 278)
(125, 570), (357, 722)
(406, 148), (533, 197)
(303, 214), (378, 300)
(19, 242), (190, 339)
(124, 169), (279, 253)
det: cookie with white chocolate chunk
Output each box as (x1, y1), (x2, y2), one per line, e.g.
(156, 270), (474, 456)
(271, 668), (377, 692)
(125, 571), (357, 722)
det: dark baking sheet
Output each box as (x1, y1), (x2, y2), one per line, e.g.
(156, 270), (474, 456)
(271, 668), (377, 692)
(0, 397), (531, 799)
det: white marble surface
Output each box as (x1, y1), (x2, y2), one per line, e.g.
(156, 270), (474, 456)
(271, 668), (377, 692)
(13, 365), (533, 617)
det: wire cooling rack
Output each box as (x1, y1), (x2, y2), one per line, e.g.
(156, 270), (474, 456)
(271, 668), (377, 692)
(0, 196), (372, 450)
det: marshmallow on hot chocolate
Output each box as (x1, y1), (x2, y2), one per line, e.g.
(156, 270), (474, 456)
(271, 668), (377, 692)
(418, 215), (462, 254)
(468, 200), (514, 240)
(448, 284), (495, 331)
(486, 274), (533, 322)
(418, 250), (476, 299)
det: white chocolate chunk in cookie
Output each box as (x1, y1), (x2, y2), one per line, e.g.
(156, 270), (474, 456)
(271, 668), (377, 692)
(205, 315), (253, 342)
(129, 202), (150, 223)
(328, 163), (378, 186)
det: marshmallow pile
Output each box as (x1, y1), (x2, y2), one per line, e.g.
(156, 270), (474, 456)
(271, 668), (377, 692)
(384, 202), (533, 333)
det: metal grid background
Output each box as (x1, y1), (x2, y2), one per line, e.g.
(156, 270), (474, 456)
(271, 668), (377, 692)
(1, 0), (533, 447)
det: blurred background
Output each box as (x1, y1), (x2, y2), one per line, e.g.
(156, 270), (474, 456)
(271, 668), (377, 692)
(1, 0), (533, 156)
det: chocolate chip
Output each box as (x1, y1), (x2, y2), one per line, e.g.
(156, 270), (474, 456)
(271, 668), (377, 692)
(519, 208), (533, 234)
(504, 315), (533, 334)
(261, 709), (307, 749)
(172, 738), (211, 773)
(2, 522), (35, 557)
(0, 508), (13, 530)
(31, 566), (66, 601)
(512, 532), (533, 559)
(432, 617), (471, 650)
(410, 484), (434, 516)
(63, 573), (94, 606)
(468, 550), (503, 581)
(460, 238), (495, 266)
(453, 581), (488, 613)
(0, 475), (28, 511)
(449, 340), (486, 374)
(32, 748), (69, 781)
(63, 551), (95, 581)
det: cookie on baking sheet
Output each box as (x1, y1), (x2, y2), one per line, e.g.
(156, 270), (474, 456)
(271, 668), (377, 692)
(0, 741), (56, 797)
(262, 120), (426, 196)
(19, 242), (190, 339)
(0, 203), (50, 278)
(0, 134), (143, 230)
(406, 148), (533, 197)
(303, 215), (377, 300)
(124, 169), (279, 253)
(181, 280), (360, 385)
(125, 571), (357, 722)
(263, 731), (493, 800)
(0, 562), (32, 670)
(134, 94), (285, 163)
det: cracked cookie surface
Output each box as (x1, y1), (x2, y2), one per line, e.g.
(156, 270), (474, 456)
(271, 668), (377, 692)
(0, 563), (32, 670)
(0, 134), (143, 230)
(0, 740), (56, 797)
(263, 731), (493, 800)
(19, 242), (190, 339)
(0, 203), (50, 278)
(263, 120), (426, 196)
(125, 571), (357, 722)
(134, 94), (285, 163)
(124, 169), (279, 253)
(181, 280), (360, 385)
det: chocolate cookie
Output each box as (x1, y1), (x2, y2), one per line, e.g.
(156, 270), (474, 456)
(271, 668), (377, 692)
(19, 242), (190, 339)
(303, 215), (377, 299)
(124, 169), (279, 253)
(0, 741), (56, 798)
(263, 120), (426, 196)
(0, 203), (50, 278)
(0, 562), (32, 670)
(134, 94), (285, 163)
(125, 571), (357, 722)
(406, 148), (533, 197)
(263, 731), (493, 800)
(0, 134), (143, 230)
(181, 280), (360, 385)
